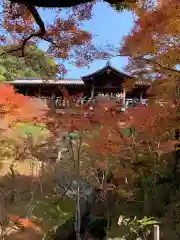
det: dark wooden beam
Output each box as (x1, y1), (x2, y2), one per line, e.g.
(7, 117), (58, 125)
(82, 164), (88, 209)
(10, 0), (124, 8)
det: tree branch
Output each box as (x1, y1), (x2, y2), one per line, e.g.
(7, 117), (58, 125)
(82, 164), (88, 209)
(115, 53), (180, 75)
(1, 0), (129, 56)
(20, 5), (45, 56)
(0, 5), (45, 57)
(138, 57), (180, 75)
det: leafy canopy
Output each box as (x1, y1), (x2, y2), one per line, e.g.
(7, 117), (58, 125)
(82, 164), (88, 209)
(0, 45), (59, 81)
(120, 0), (180, 79)
(0, 84), (48, 130)
(0, 2), (109, 73)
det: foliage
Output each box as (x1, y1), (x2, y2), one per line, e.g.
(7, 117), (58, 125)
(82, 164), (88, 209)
(0, 84), (47, 128)
(119, 4), (180, 236)
(0, 1), (178, 238)
(0, 84), (54, 239)
(112, 0), (138, 12)
(0, 84), (94, 240)
(120, 0), (180, 99)
(0, 85), (178, 239)
(32, 195), (75, 239)
(38, 96), (169, 239)
(47, 96), (179, 235)
(1, 0), (139, 62)
(0, 84), (50, 172)
(0, 45), (59, 81)
(4, 195), (75, 239)
(119, 6), (180, 237)
(0, 86), (78, 240)
(0, 2), (109, 74)
(12, 122), (49, 141)
(109, 215), (159, 240)
(86, 214), (108, 239)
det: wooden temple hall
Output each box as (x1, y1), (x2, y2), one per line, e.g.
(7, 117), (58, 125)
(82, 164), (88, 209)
(11, 62), (150, 108)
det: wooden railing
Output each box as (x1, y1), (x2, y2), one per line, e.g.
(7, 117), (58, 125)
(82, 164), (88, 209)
(29, 96), (148, 109)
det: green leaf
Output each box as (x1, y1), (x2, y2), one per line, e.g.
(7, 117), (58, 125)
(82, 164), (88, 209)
(69, 132), (80, 140)
(12, 122), (49, 141)
(123, 128), (132, 137)
(0, 44), (58, 82)
(142, 220), (160, 226)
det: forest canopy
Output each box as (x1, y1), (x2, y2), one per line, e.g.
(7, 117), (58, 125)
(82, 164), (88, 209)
(0, 44), (59, 81)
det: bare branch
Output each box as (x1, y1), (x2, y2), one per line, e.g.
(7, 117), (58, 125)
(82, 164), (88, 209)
(115, 53), (180, 75)
(138, 57), (180, 75)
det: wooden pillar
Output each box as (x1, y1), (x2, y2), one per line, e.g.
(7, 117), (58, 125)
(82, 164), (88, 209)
(140, 91), (143, 103)
(51, 91), (55, 101)
(38, 86), (41, 97)
(25, 86), (28, 96)
(122, 88), (126, 106)
(91, 84), (95, 99)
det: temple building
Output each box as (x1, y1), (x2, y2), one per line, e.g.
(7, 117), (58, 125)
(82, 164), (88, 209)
(11, 61), (151, 107)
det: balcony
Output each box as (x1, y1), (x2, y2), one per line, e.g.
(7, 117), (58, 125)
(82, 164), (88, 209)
(29, 96), (148, 111)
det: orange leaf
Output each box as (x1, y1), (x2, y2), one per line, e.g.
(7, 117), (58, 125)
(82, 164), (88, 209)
(9, 215), (36, 228)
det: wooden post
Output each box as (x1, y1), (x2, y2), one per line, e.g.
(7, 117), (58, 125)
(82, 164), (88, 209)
(25, 86), (28, 96)
(154, 225), (160, 240)
(38, 86), (41, 97)
(140, 91), (143, 103)
(91, 84), (95, 99)
(51, 91), (55, 100)
(122, 88), (126, 106)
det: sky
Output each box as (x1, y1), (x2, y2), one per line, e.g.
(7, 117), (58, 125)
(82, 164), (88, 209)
(38, 2), (135, 79)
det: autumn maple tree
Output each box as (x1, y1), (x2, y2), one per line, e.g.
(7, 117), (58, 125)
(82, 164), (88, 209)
(0, 84), (47, 127)
(0, 91), (177, 238)
(120, 0), (180, 96)
(119, 1), (180, 207)
(0, 1), (108, 75)
(0, 83), (48, 169)
(4, 0), (138, 49)
(50, 96), (178, 217)
(0, 0), (141, 74)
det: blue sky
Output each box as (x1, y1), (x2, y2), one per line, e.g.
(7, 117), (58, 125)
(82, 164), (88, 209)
(39, 2), (135, 78)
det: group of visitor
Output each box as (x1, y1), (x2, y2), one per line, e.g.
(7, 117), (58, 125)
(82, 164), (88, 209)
(95, 92), (125, 104)
(48, 92), (148, 109)
(126, 98), (148, 107)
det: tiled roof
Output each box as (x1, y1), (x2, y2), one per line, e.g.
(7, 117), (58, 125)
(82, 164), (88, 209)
(9, 78), (150, 86)
(10, 79), (84, 85)
(81, 65), (130, 80)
